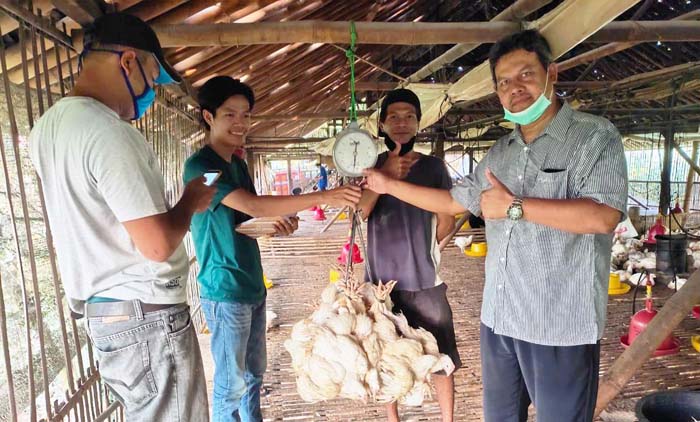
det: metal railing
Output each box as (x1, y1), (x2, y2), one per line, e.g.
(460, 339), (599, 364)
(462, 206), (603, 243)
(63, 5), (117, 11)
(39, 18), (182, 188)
(0, 5), (205, 421)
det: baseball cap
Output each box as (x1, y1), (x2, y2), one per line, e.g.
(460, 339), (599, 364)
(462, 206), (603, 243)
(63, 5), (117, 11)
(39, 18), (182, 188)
(83, 12), (181, 84)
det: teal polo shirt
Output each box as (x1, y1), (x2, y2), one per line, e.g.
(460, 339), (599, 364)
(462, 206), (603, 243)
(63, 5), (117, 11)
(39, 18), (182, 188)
(183, 145), (265, 304)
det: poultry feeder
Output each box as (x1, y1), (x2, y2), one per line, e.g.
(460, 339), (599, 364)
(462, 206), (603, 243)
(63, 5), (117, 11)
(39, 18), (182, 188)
(608, 272), (630, 295)
(671, 201), (683, 214)
(644, 217), (666, 246)
(337, 240), (363, 265)
(620, 283), (680, 356)
(313, 206), (326, 221)
(464, 242), (487, 257)
(329, 268), (341, 284)
(263, 274), (273, 289)
(691, 309), (699, 356)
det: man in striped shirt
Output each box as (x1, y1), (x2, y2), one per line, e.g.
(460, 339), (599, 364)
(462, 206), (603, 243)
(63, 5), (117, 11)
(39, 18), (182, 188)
(363, 30), (628, 422)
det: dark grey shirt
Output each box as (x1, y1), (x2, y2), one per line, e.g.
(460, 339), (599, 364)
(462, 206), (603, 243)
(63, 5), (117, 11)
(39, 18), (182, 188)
(367, 153), (452, 291)
(451, 103), (628, 346)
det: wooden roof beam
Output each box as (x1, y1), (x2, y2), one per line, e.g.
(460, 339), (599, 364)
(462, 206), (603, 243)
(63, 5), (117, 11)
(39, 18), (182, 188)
(408, 0), (554, 83)
(122, 0), (190, 22)
(144, 20), (700, 48)
(0, 0), (54, 35)
(0, 2), (72, 48)
(51, 0), (108, 26)
(152, 21), (522, 47)
(587, 20), (700, 43)
(559, 9), (700, 71)
(252, 111), (373, 121)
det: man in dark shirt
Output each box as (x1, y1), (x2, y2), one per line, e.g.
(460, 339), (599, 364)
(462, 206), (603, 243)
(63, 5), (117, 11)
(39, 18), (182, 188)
(359, 89), (461, 422)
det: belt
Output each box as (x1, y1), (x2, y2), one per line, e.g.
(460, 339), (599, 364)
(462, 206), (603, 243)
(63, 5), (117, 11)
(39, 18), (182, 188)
(85, 300), (183, 319)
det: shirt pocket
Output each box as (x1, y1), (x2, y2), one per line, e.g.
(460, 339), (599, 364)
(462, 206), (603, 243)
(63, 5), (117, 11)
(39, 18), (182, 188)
(529, 169), (569, 199)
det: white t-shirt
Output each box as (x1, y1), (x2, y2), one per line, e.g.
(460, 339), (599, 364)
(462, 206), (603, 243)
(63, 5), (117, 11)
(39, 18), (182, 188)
(29, 97), (189, 314)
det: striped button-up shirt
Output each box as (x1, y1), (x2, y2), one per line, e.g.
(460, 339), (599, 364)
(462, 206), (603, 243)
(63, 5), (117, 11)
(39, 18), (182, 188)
(451, 102), (628, 346)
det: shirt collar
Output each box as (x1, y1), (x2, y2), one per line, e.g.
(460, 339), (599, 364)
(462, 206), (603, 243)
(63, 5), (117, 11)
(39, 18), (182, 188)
(507, 101), (573, 145)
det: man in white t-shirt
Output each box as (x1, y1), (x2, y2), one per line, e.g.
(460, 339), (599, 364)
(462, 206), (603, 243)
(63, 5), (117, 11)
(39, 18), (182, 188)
(29, 13), (214, 421)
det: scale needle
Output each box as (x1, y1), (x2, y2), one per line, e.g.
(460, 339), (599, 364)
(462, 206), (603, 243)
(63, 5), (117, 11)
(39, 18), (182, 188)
(352, 140), (359, 169)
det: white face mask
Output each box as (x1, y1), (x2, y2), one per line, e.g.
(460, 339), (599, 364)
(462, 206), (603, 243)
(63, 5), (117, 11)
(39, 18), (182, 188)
(503, 69), (551, 126)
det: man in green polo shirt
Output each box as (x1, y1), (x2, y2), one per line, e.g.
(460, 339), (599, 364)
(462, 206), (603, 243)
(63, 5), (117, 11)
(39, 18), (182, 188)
(184, 76), (362, 422)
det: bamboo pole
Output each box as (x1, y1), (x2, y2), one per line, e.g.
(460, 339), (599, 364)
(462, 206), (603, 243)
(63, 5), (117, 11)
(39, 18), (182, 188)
(151, 21), (522, 47)
(672, 140), (700, 181)
(594, 270), (700, 417)
(96, 19), (700, 48)
(408, 0), (554, 83)
(587, 20), (700, 43)
(122, 0), (189, 22)
(439, 213), (469, 252)
(252, 111), (373, 121)
(559, 9), (700, 71)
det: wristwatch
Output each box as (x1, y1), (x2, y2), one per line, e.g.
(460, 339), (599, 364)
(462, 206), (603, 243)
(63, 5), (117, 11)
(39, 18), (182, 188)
(506, 197), (524, 221)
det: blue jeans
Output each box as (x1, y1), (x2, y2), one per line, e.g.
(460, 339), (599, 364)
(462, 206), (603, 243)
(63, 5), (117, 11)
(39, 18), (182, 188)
(201, 298), (267, 422)
(86, 304), (209, 421)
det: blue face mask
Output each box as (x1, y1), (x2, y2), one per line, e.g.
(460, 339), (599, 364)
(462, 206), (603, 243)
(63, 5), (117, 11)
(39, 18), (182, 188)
(83, 47), (156, 120)
(503, 70), (552, 126)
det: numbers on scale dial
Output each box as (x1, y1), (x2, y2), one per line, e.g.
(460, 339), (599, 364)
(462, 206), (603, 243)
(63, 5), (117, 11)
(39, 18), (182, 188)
(337, 134), (375, 174)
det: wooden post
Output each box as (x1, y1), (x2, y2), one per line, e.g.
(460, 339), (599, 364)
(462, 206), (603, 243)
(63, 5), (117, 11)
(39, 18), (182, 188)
(286, 158), (293, 195)
(683, 141), (699, 212)
(434, 138), (445, 159)
(246, 150), (256, 187)
(468, 149), (474, 174)
(659, 94), (677, 214)
(594, 270), (700, 417)
(439, 213), (469, 252)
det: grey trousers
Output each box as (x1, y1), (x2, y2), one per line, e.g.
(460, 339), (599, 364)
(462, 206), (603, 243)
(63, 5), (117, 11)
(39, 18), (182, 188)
(86, 303), (209, 421)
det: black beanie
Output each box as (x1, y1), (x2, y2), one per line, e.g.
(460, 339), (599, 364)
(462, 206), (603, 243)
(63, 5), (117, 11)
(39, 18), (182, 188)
(378, 89), (422, 156)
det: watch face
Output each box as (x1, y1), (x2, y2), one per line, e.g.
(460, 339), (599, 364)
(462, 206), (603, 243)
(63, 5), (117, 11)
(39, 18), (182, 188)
(333, 130), (377, 177)
(508, 205), (523, 220)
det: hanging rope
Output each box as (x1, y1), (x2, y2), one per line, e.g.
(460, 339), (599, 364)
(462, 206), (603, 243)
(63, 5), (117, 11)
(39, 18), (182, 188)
(346, 21), (358, 122)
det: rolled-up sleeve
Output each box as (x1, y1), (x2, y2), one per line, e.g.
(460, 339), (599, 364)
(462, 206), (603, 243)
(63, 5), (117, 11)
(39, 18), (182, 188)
(574, 128), (628, 218)
(450, 155), (488, 216)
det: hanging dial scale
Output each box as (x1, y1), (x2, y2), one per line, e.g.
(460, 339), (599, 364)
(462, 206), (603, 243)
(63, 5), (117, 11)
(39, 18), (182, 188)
(332, 121), (377, 177)
(333, 22), (376, 285)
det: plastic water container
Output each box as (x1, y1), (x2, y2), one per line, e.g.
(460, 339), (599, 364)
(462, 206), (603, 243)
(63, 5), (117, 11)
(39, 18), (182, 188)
(636, 390), (700, 422)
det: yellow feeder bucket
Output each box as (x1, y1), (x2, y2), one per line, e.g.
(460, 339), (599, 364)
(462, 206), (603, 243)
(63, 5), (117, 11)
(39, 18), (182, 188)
(263, 274), (274, 289)
(329, 268), (341, 284)
(692, 335), (700, 353)
(608, 272), (630, 295)
(456, 214), (470, 231)
(464, 242), (487, 257)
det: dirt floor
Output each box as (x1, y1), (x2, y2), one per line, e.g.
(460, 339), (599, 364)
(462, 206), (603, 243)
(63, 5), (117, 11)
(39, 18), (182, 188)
(198, 207), (700, 421)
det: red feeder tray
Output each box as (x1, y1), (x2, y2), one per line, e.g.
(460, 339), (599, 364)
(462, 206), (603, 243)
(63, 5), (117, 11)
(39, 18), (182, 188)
(620, 335), (681, 357)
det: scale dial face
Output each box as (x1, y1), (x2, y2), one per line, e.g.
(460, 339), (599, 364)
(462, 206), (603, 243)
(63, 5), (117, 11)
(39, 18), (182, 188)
(332, 128), (378, 177)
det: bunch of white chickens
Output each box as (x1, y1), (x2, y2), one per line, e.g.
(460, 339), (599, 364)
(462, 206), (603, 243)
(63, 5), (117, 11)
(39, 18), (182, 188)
(610, 236), (656, 284)
(611, 232), (695, 289)
(284, 273), (454, 406)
